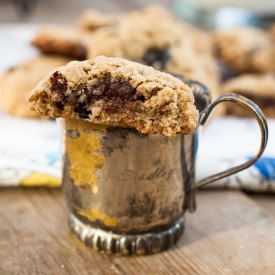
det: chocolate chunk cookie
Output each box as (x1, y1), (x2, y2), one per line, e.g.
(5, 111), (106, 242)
(222, 73), (275, 118)
(28, 56), (199, 137)
(213, 26), (275, 73)
(31, 25), (89, 60)
(0, 55), (71, 118)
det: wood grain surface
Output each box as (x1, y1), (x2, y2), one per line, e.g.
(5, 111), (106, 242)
(247, 193), (275, 219)
(1, 188), (275, 275)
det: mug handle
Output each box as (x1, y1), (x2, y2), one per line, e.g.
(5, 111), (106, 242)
(187, 93), (268, 213)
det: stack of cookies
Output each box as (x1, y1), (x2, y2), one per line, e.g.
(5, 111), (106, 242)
(213, 26), (275, 118)
(0, 6), (222, 119)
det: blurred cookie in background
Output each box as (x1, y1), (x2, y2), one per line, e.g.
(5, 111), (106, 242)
(222, 73), (275, 118)
(87, 6), (224, 117)
(88, 6), (183, 61)
(31, 25), (90, 60)
(76, 9), (118, 32)
(213, 26), (275, 74)
(0, 55), (71, 118)
(165, 27), (221, 102)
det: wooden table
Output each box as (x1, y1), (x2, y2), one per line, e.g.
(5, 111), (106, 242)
(1, 188), (275, 275)
(1, 1), (275, 274)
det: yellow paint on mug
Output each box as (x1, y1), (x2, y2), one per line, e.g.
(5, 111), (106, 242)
(65, 118), (107, 133)
(65, 119), (106, 193)
(78, 207), (118, 227)
(20, 173), (61, 187)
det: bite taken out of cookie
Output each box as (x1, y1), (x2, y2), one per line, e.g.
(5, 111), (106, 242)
(28, 56), (199, 137)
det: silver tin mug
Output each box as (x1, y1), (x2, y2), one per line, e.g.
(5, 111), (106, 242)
(59, 81), (268, 256)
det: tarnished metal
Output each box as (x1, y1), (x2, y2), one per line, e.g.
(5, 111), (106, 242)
(61, 120), (195, 234)
(60, 83), (268, 255)
(68, 214), (184, 255)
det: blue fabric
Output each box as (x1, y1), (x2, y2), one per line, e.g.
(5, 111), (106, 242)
(249, 157), (275, 180)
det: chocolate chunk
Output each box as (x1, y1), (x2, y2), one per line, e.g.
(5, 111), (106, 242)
(138, 94), (145, 102)
(143, 48), (170, 71)
(85, 79), (144, 105)
(87, 80), (135, 100)
(67, 90), (82, 105)
(74, 104), (91, 118)
(50, 71), (68, 103)
(56, 101), (64, 110)
(51, 77), (145, 115)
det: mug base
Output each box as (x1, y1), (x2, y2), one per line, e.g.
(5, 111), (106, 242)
(68, 214), (185, 256)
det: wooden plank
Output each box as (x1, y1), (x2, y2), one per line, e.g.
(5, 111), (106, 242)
(248, 193), (275, 219)
(1, 188), (275, 274)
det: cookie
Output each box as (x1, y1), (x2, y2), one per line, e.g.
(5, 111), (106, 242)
(88, 6), (183, 61)
(222, 73), (275, 118)
(0, 55), (71, 118)
(159, 25), (221, 111)
(28, 56), (199, 137)
(76, 9), (118, 32)
(213, 26), (275, 73)
(87, 7), (223, 116)
(31, 25), (89, 60)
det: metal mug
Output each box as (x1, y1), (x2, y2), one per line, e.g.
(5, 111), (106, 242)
(59, 81), (268, 256)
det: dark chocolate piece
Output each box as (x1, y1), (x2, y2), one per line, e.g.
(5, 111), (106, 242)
(86, 80), (136, 102)
(67, 90), (82, 105)
(50, 71), (68, 103)
(143, 48), (170, 71)
(85, 79), (145, 106)
(74, 104), (91, 118)
(50, 74), (145, 115)
(56, 101), (64, 110)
